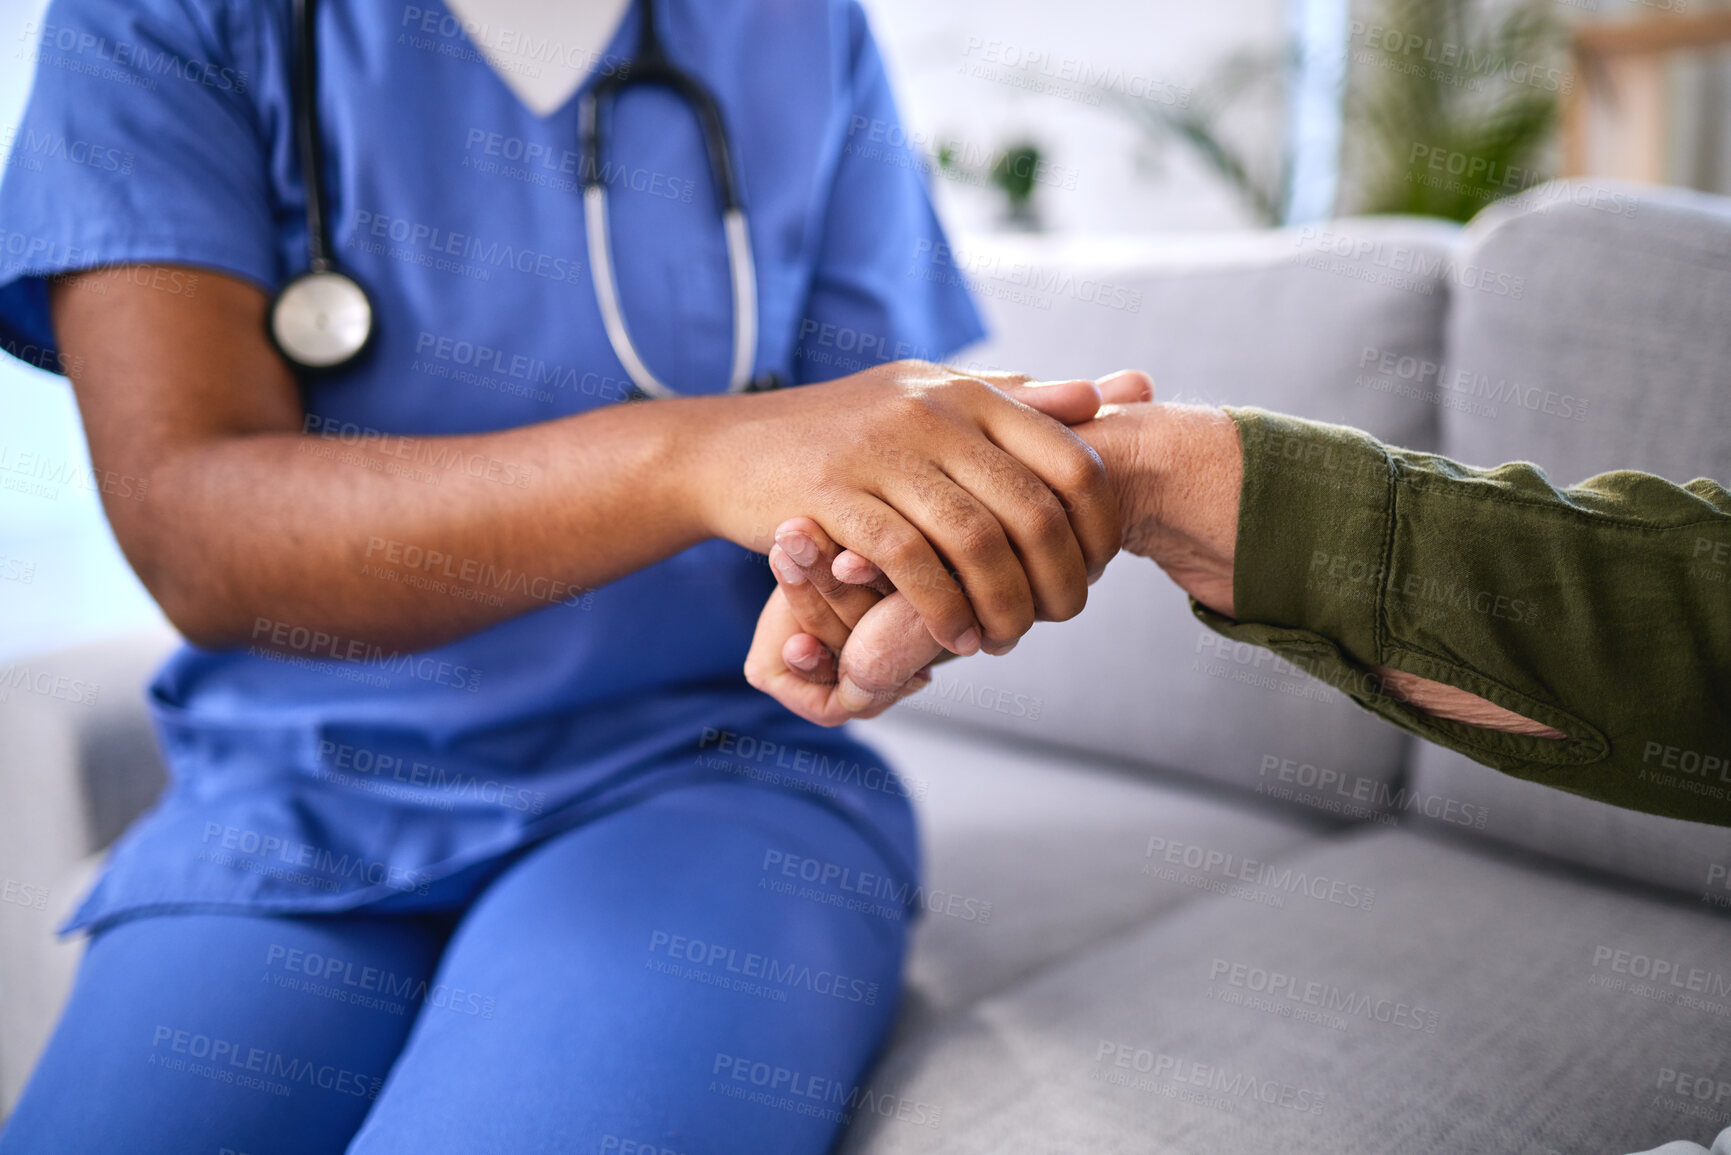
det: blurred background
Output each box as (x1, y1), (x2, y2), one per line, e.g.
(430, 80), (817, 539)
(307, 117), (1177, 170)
(2, 0), (1729, 660)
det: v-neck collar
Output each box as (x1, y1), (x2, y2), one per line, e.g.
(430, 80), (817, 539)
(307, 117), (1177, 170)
(427, 0), (639, 121)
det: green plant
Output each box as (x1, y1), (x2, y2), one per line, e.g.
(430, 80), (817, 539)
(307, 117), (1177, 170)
(937, 139), (1047, 228)
(1105, 0), (1568, 226)
(990, 143), (1042, 214)
(1106, 50), (1293, 227)
(1344, 0), (1568, 221)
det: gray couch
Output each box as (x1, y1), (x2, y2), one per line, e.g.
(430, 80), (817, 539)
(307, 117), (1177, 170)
(3, 180), (1729, 1152)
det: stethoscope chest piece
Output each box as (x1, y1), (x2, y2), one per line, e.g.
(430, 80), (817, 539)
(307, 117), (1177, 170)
(270, 268), (373, 371)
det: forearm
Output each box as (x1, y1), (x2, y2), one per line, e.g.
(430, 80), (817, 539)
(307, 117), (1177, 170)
(56, 269), (728, 652)
(1085, 403), (1559, 735)
(130, 400), (717, 651)
(1200, 407), (1731, 824)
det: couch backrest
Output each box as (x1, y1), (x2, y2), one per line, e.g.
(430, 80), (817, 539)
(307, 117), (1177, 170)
(1412, 180), (1731, 896)
(902, 220), (1460, 809)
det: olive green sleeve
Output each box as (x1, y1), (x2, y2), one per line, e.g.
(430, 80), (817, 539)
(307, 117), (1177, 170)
(1195, 407), (1731, 826)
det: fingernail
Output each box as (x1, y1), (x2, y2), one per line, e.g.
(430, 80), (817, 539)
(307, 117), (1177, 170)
(776, 530), (818, 568)
(788, 646), (821, 672)
(833, 552), (870, 583)
(768, 547), (806, 586)
(954, 627), (982, 656)
(838, 677), (875, 712)
(1098, 369), (1155, 400)
(984, 638), (1018, 656)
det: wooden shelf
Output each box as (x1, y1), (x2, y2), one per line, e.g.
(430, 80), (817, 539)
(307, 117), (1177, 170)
(1574, 10), (1731, 59)
(1564, 10), (1731, 181)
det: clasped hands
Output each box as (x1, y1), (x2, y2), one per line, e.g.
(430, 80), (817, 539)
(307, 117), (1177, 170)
(742, 364), (1246, 727)
(738, 362), (1561, 738)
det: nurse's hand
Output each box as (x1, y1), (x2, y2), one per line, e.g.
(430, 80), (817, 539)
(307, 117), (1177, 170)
(694, 361), (1121, 658)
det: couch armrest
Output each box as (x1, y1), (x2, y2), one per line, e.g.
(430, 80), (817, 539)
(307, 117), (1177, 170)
(0, 626), (179, 870)
(0, 625), (178, 1116)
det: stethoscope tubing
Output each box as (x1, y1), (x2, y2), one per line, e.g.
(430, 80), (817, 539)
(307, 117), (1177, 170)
(579, 4), (763, 397)
(291, 0), (333, 272)
(583, 189), (758, 399)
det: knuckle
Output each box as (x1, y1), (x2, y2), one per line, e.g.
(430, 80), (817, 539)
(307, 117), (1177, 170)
(1083, 503), (1126, 567)
(941, 374), (991, 407)
(807, 567), (851, 599)
(909, 559), (961, 598)
(878, 531), (929, 578)
(851, 654), (897, 691)
(1044, 583), (1089, 623)
(1024, 498), (1073, 551)
(949, 513), (1006, 566)
(992, 610), (1037, 642)
(972, 586), (1034, 636)
(851, 658), (915, 701)
(1057, 445), (1109, 495)
(886, 388), (935, 417)
(743, 656), (767, 689)
(1083, 529), (1122, 573)
(833, 503), (887, 549)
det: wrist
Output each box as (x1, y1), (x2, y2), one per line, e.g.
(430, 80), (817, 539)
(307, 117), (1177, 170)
(1083, 402), (1242, 616)
(677, 393), (759, 545)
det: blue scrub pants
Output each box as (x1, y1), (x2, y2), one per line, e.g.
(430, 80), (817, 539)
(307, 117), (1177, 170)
(0, 782), (911, 1154)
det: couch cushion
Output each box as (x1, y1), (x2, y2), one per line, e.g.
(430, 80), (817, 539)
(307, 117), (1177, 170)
(1411, 750), (1731, 905)
(1441, 180), (1731, 488)
(842, 827), (1731, 1154)
(854, 715), (1331, 1031)
(903, 559), (1423, 812)
(957, 221), (1459, 445)
(1420, 180), (1731, 889)
(915, 220), (1462, 805)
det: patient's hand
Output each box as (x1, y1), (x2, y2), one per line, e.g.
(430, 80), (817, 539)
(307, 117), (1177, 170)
(744, 518), (942, 725)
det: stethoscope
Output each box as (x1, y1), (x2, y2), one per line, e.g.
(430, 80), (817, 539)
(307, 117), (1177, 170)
(269, 0), (779, 398)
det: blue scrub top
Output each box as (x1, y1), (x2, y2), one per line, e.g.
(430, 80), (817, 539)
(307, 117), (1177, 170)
(0, 0), (984, 934)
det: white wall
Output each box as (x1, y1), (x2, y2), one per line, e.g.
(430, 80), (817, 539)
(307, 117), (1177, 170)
(0, 0), (165, 661)
(862, 0), (1292, 234)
